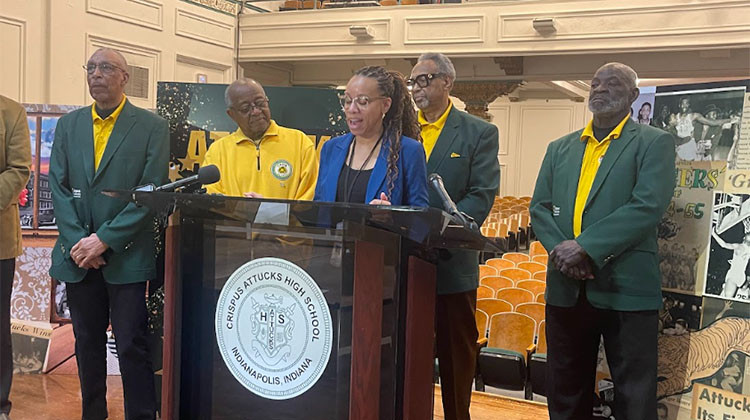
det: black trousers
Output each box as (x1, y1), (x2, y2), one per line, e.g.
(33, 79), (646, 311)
(436, 289), (478, 420)
(0, 259), (14, 415)
(545, 290), (658, 420)
(66, 270), (155, 420)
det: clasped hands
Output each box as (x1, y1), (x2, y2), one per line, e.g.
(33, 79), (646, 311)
(549, 240), (595, 280)
(70, 233), (109, 269)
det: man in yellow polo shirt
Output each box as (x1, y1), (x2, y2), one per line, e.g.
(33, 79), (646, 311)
(203, 79), (318, 200)
(530, 63), (676, 420)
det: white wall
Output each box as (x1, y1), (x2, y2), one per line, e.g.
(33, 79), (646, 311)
(452, 97), (590, 197)
(0, 0), (237, 108)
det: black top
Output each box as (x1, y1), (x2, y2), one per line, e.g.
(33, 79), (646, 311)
(593, 124), (618, 142)
(94, 104), (118, 119)
(336, 165), (373, 204)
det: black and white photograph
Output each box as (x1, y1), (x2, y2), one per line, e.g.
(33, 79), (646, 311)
(704, 192), (750, 303)
(701, 296), (750, 328)
(10, 322), (51, 375)
(653, 82), (745, 162)
(52, 279), (71, 322)
(658, 291), (703, 336)
(695, 351), (747, 395)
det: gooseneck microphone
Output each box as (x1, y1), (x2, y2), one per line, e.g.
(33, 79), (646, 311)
(154, 164), (221, 192)
(428, 173), (478, 231)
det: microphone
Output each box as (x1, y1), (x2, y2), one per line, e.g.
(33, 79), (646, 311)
(428, 173), (478, 230)
(155, 164), (220, 192)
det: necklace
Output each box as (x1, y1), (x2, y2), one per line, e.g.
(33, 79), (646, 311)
(344, 135), (383, 203)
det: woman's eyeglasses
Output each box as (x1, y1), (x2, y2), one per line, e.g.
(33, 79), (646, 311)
(340, 95), (386, 110)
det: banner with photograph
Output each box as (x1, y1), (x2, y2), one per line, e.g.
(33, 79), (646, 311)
(653, 81), (747, 162)
(659, 161), (725, 295)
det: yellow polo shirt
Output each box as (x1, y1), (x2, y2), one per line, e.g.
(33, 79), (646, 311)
(203, 120), (318, 200)
(418, 102), (452, 161)
(573, 113), (630, 237)
(91, 95), (127, 170)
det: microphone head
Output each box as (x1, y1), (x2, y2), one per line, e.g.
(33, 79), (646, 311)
(198, 164), (220, 185)
(428, 173), (442, 183)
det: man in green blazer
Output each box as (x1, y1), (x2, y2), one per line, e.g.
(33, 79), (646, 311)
(410, 53), (500, 420)
(530, 63), (675, 420)
(49, 48), (168, 420)
(0, 94), (32, 420)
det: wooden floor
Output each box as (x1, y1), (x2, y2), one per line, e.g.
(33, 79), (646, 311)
(7, 374), (548, 420)
(434, 386), (549, 420)
(8, 374), (124, 420)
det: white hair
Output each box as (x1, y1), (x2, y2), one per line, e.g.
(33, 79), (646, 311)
(417, 53), (457, 82)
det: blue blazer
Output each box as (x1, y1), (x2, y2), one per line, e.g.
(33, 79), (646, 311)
(314, 133), (429, 207)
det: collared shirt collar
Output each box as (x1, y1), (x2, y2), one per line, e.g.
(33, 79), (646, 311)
(580, 113), (631, 143)
(91, 95), (127, 122)
(234, 120), (279, 144)
(418, 101), (453, 128)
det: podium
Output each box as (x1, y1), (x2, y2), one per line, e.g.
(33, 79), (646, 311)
(107, 191), (501, 420)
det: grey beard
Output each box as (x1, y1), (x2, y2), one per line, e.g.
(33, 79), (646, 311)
(414, 97), (430, 110)
(588, 96), (629, 115)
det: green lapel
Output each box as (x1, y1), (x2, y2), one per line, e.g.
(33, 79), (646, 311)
(425, 107), (460, 175)
(78, 106), (96, 185)
(93, 101), (136, 183)
(584, 120), (638, 209)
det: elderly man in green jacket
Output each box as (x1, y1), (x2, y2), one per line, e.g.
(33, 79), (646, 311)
(530, 63), (675, 420)
(0, 95), (32, 420)
(49, 48), (168, 420)
(409, 53), (500, 420)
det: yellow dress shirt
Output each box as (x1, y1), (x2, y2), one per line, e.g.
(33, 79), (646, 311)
(203, 120), (318, 200)
(573, 113), (631, 237)
(91, 95), (127, 170)
(418, 102), (452, 161)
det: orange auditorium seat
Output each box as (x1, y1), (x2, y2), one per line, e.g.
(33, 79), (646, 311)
(498, 268), (532, 283)
(502, 252), (530, 265)
(480, 275), (514, 292)
(477, 285), (495, 299)
(516, 280), (546, 298)
(518, 261), (547, 275)
(486, 258), (515, 271)
(495, 287), (534, 310)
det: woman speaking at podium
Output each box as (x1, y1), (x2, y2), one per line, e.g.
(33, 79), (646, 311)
(314, 66), (429, 207)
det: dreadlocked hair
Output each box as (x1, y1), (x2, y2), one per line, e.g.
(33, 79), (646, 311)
(353, 66), (420, 198)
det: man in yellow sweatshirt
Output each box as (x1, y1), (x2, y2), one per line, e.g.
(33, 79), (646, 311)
(203, 78), (318, 200)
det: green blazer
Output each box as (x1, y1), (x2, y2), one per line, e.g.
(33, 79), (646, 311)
(428, 106), (500, 295)
(530, 119), (676, 311)
(49, 100), (169, 284)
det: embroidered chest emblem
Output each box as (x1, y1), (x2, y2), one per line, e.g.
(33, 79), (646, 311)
(271, 160), (293, 181)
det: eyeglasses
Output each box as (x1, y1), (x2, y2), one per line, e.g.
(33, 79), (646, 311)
(83, 63), (125, 75)
(340, 95), (386, 110)
(232, 98), (270, 114)
(406, 73), (444, 90)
